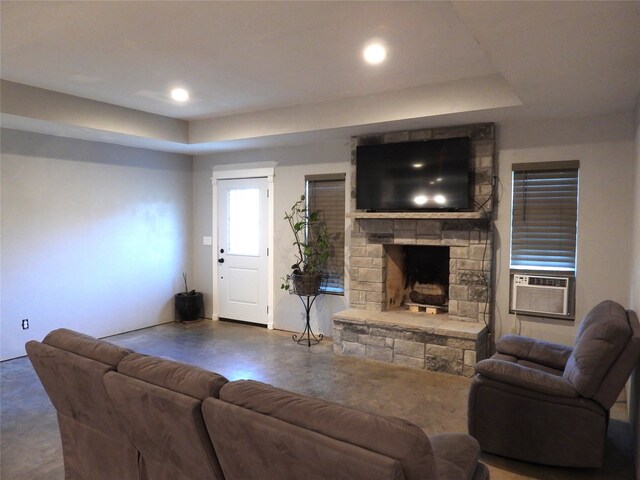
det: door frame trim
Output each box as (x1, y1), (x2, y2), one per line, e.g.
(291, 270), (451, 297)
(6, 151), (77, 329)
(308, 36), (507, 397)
(211, 167), (274, 329)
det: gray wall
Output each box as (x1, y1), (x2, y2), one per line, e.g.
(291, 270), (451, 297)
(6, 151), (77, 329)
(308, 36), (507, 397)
(1, 129), (193, 360)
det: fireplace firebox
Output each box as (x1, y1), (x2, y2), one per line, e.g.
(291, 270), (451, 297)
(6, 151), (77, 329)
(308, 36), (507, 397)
(386, 245), (450, 311)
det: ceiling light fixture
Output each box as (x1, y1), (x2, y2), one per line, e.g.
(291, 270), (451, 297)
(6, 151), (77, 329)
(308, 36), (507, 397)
(171, 87), (190, 102)
(363, 42), (387, 65)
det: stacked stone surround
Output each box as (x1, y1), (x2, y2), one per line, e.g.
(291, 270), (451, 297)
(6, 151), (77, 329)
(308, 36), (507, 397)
(350, 217), (492, 320)
(332, 123), (495, 377)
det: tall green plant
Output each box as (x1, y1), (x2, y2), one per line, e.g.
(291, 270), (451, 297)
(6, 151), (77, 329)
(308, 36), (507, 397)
(281, 195), (329, 289)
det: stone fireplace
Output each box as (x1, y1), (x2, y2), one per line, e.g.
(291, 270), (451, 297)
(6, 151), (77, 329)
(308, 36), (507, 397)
(332, 124), (495, 377)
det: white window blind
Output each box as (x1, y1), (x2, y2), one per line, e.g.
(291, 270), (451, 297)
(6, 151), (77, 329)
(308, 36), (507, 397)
(510, 161), (579, 271)
(306, 174), (346, 294)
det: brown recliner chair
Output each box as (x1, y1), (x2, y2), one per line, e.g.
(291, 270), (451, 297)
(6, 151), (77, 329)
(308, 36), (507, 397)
(25, 329), (139, 480)
(468, 300), (640, 467)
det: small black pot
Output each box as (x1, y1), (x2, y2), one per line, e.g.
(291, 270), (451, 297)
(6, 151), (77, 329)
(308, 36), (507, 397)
(174, 292), (204, 322)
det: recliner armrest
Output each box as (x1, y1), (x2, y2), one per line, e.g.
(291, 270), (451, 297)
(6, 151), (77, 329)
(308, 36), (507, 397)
(496, 334), (572, 370)
(475, 359), (578, 398)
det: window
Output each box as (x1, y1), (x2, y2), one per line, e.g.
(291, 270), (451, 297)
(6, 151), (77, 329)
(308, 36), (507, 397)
(510, 161), (579, 272)
(306, 174), (346, 294)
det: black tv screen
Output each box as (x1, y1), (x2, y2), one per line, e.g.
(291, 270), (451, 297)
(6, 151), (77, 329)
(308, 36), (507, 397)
(356, 137), (471, 211)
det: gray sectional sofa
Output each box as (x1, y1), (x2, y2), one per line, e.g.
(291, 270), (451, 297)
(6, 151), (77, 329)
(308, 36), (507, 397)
(27, 328), (489, 480)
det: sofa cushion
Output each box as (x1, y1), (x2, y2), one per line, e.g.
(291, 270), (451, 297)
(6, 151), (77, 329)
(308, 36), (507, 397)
(475, 359), (577, 398)
(218, 380), (436, 480)
(563, 300), (631, 397)
(490, 352), (564, 376)
(26, 341), (125, 435)
(496, 334), (572, 370)
(591, 309), (640, 409)
(203, 398), (405, 480)
(43, 328), (132, 365)
(117, 352), (228, 399)
(104, 354), (228, 480)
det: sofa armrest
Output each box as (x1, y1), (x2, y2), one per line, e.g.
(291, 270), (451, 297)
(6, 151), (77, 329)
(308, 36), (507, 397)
(475, 359), (578, 398)
(430, 433), (482, 480)
(496, 334), (572, 370)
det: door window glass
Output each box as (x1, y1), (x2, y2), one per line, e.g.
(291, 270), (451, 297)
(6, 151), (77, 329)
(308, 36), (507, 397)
(228, 187), (260, 256)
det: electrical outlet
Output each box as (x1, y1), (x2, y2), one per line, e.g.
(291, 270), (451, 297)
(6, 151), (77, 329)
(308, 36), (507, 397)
(21, 319), (29, 330)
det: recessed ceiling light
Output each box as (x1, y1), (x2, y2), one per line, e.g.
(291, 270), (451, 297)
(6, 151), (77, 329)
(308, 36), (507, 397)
(363, 42), (387, 65)
(171, 87), (190, 102)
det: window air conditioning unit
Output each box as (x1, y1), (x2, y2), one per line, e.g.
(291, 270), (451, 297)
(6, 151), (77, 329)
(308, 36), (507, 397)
(510, 274), (574, 319)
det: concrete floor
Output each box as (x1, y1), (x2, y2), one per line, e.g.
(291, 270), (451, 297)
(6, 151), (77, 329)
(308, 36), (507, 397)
(1, 319), (635, 480)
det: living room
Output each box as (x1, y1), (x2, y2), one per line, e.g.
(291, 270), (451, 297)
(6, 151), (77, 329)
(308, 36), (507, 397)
(1, 2), (640, 479)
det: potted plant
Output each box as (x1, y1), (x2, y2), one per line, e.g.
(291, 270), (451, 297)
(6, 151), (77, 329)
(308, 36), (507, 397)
(281, 195), (329, 296)
(174, 273), (204, 322)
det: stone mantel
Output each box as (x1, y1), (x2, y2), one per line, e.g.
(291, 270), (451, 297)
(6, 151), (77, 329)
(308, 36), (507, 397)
(347, 211), (491, 220)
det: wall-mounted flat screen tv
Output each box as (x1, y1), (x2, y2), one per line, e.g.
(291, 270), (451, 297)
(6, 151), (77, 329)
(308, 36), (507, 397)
(356, 137), (471, 211)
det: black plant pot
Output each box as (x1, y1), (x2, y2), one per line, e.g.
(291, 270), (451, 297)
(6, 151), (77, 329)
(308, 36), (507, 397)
(174, 292), (204, 322)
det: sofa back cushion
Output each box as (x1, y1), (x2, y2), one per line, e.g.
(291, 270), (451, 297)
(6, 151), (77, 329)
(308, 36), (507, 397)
(592, 309), (640, 408)
(43, 328), (132, 365)
(117, 351), (227, 399)
(26, 329), (132, 436)
(203, 397), (405, 480)
(214, 380), (436, 480)
(25, 329), (138, 480)
(563, 300), (632, 400)
(103, 353), (228, 480)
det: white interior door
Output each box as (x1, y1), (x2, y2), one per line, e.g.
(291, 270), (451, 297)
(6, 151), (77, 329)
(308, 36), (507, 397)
(217, 178), (268, 325)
